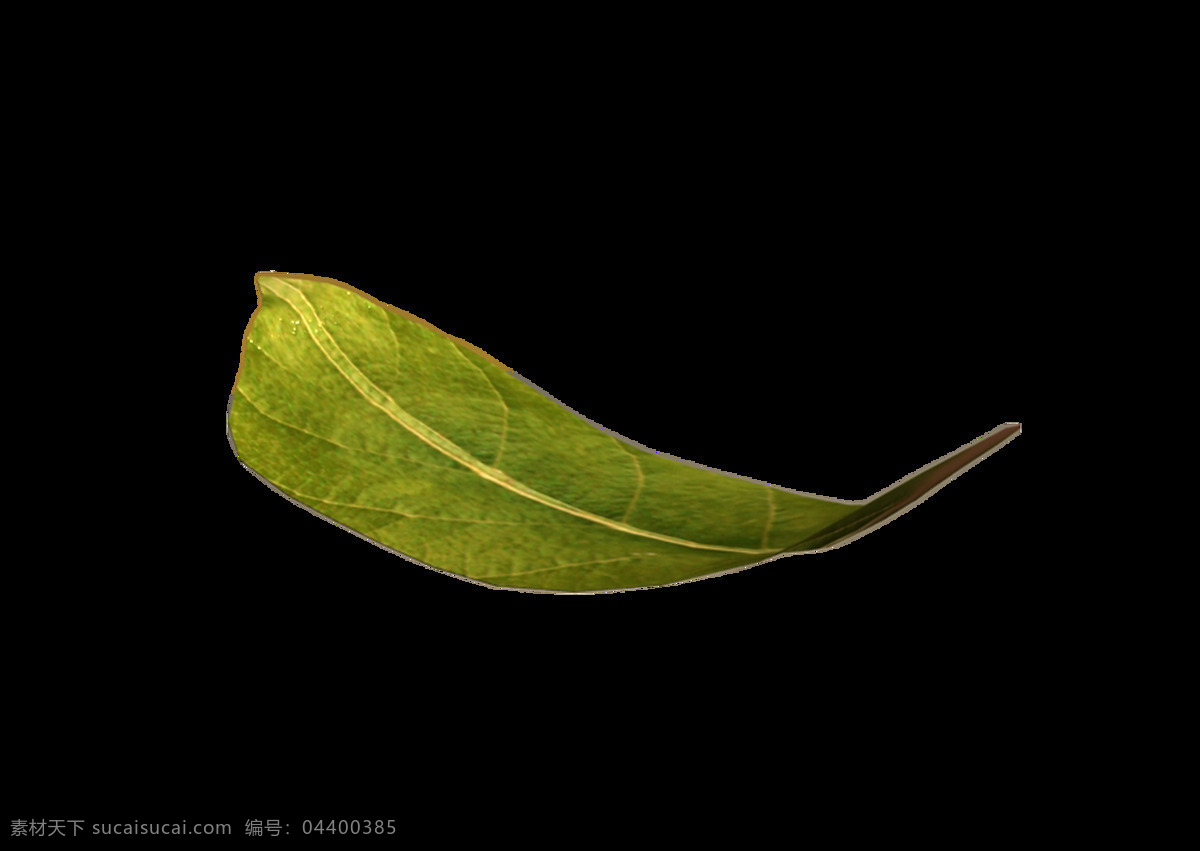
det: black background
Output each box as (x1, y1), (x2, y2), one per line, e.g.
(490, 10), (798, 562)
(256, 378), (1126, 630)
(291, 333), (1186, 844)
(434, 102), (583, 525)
(11, 82), (1036, 833)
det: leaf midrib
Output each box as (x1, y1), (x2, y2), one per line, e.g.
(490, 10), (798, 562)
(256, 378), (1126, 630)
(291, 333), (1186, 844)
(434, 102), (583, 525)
(260, 277), (778, 556)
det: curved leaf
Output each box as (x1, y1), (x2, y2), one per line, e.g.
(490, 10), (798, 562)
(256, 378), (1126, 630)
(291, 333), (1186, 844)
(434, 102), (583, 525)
(227, 273), (1021, 593)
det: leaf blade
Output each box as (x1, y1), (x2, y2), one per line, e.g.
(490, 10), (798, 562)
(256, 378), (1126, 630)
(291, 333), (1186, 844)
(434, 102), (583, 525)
(229, 273), (1019, 592)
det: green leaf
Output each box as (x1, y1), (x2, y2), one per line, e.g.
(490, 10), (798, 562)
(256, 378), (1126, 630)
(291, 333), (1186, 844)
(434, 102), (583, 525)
(228, 273), (1021, 593)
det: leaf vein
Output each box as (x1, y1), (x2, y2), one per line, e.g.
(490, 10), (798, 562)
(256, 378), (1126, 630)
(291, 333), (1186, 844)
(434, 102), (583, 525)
(281, 487), (580, 526)
(235, 388), (466, 474)
(761, 489), (776, 549)
(484, 555), (644, 579)
(614, 439), (645, 523)
(450, 341), (509, 465)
